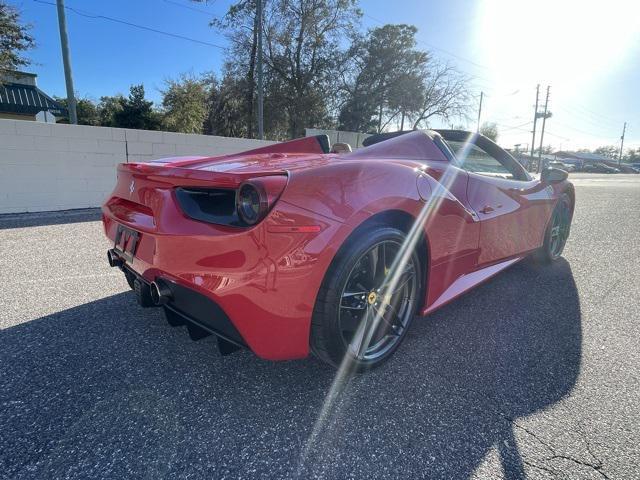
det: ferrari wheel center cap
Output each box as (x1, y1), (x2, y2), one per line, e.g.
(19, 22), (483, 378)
(367, 292), (378, 305)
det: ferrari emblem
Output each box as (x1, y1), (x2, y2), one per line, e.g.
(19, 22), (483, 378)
(367, 292), (378, 305)
(129, 180), (135, 196)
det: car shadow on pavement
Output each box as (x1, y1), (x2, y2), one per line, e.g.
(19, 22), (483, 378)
(0, 259), (581, 479)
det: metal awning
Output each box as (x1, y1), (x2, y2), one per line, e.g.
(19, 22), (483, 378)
(0, 83), (68, 117)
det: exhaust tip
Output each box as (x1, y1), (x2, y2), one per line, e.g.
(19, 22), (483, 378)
(150, 280), (172, 306)
(107, 249), (123, 268)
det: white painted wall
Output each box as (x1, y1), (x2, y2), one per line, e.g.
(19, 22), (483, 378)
(0, 119), (274, 214)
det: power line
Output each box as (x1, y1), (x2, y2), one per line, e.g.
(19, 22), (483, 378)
(545, 131), (571, 141)
(552, 121), (612, 138)
(555, 105), (619, 130)
(556, 103), (620, 127)
(498, 121), (533, 132)
(565, 102), (621, 125)
(162, 0), (220, 18)
(33, 0), (227, 50)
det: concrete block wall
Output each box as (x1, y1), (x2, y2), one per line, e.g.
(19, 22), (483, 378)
(0, 119), (274, 214)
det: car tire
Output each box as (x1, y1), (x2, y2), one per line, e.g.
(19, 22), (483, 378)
(310, 226), (423, 371)
(535, 193), (572, 263)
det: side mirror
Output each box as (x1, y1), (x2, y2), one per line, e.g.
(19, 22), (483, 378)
(541, 167), (568, 184)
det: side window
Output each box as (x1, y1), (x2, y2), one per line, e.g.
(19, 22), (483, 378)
(446, 140), (515, 179)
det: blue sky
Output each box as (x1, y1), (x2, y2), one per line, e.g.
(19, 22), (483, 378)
(9, 0), (640, 150)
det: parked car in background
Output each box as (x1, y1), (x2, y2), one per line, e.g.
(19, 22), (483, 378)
(616, 164), (640, 174)
(548, 161), (574, 172)
(581, 163), (620, 174)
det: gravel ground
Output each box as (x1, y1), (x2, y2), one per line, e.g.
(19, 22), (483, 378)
(1, 174), (639, 479)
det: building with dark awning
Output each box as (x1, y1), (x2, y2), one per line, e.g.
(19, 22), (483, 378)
(0, 71), (68, 122)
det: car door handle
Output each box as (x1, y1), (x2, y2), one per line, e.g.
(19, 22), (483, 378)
(479, 205), (495, 214)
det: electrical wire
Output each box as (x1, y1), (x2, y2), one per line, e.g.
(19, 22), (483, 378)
(33, 0), (227, 50)
(162, 0), (219, 18)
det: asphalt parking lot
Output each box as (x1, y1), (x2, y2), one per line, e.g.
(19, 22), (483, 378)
(1, 173), (639, 479)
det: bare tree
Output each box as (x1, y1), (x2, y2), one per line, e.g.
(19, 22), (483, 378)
(262, 0), (360, 137)
(410, 62), (471, 129)
(479, 121), (498, 141)
(193, 0), (261, 138)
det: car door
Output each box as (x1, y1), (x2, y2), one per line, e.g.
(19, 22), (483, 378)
(466, 172), (552, 265)
(442, 134), (553, 266)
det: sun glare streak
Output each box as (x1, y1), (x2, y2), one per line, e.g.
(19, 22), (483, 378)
(296, 138), (479, 475)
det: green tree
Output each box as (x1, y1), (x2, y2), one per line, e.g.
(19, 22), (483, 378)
(54, 96), (100, 126)
(345, 25), (427, 133)
(205, 73), (246, 137)
(0, 1), (34, 75)
(113, 85), (162, 130)
(161, 74), (211, 134)
(480, 122), (498, 142)
(540, 145), (554, 154)
(262, 0), (361, 137)
(593, 145), (618, 159)
(97, 94), (125, 127)
(625, 147), (640, 163)
(195, 0), (261, 137)
(200, 0), (359, 138)
(338, 25), (470, 133)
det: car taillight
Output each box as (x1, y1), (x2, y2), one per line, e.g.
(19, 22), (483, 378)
(237, 176), (287, 226)
(175, 175), (287, 227)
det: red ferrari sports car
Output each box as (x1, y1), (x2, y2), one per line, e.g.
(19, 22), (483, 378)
(102, 130), (574, 369)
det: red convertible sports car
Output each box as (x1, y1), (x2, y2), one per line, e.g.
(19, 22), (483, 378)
(102, 130), (574, 369)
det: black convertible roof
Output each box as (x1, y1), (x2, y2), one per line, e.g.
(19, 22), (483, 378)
(362, 129), (476, 147)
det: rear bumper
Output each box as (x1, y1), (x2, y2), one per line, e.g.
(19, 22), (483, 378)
(120, 264), (246, 347)
(102, 199), (342, 361)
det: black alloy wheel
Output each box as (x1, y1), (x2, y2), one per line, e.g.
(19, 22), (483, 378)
(311, 227), (422, 370)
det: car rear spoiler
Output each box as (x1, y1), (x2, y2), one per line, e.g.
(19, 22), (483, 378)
(117, 162), (287, 189)
(161, 134), (331, 170)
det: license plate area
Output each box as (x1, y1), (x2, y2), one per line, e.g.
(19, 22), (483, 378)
(114, 224), (140, 263)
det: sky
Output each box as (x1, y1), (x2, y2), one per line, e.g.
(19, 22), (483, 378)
(9, 0), (640, 151)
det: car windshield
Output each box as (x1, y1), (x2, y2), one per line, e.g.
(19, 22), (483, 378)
(445, 139), (515, 177)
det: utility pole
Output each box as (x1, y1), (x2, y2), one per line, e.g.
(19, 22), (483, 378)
(476, 91), (483, 132)
(537, 85), (551, 173)
(618, 122), (627, 166)
(256, 0), (264, 140)
(55, 0), (77, 124)
(530, 84), (540, 163)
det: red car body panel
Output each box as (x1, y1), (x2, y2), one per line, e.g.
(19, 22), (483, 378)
(102, 131), (573, 360)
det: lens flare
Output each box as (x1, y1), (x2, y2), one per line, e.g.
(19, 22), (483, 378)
(297, 133), (479, 473)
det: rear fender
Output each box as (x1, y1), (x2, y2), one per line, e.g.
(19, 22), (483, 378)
(282, 162), (481, 311)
